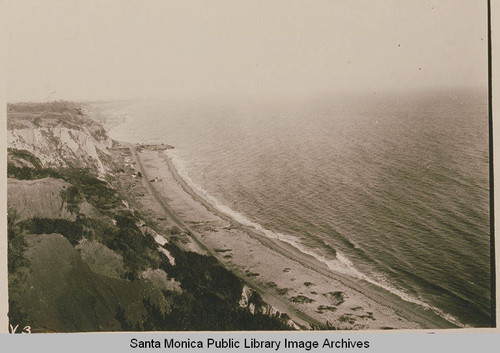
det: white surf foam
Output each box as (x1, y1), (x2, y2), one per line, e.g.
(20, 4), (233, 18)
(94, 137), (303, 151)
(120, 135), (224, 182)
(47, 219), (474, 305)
(167, 150), (465, 328)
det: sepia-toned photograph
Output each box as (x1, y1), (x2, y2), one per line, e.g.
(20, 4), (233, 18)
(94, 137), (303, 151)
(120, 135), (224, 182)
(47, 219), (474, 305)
(3, 0), (493, 333)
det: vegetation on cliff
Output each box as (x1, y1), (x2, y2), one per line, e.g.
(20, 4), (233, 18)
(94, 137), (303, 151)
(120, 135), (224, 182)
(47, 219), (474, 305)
(7, 101), (293, 332)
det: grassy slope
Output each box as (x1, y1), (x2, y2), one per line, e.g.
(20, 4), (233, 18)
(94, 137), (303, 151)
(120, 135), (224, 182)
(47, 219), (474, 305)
(10, 233), (170, 332)
(7, 101), (293, 332)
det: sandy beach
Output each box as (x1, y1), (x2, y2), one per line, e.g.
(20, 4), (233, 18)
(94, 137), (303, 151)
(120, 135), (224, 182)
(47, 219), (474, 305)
(113, 144), (458, 331)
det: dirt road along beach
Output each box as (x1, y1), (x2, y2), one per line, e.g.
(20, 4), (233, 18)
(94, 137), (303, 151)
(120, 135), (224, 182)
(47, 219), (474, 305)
(126, 145), (456, 330)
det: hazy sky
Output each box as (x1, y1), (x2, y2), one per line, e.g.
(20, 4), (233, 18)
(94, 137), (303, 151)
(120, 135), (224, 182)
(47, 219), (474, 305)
(2, 0), (488, 102)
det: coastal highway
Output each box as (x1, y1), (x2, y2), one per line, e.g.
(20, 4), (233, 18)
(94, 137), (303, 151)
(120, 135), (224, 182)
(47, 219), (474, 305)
(132, 145), (456, 330)
(131, 146), (323, 329)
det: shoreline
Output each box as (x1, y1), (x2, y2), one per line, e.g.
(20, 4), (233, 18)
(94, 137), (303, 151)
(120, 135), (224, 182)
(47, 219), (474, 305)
(130, 145), (321, 328)
(129, 144), (457, 330)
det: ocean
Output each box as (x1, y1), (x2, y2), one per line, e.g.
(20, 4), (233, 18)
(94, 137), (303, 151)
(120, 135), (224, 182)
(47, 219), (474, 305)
(101, 88), (491, 327)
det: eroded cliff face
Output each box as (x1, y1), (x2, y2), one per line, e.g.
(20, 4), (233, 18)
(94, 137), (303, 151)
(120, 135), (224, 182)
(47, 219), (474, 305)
(239, 285), (300, 329)
(7, 177), (94, 221)
(7, 101), (294, 332)
(7, 102), (173, 332)
(7, 106), (112, 176)
(239, 285), (278, 315)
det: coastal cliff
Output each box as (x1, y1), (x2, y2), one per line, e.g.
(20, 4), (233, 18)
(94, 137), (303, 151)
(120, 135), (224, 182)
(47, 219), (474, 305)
(7, 101), (293, 332)
(8, 102), (112, 176)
